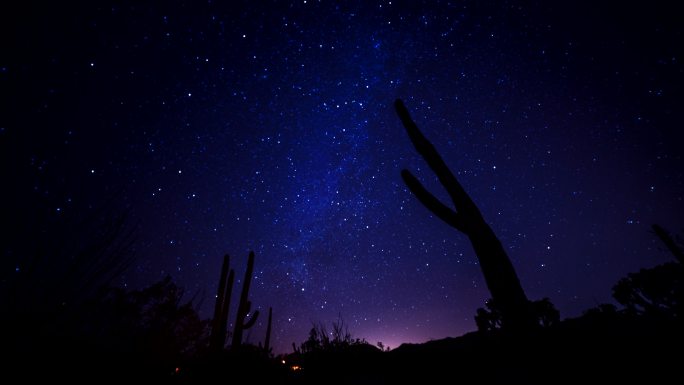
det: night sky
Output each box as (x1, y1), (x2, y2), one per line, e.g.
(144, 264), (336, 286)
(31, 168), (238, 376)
(3, 1), (682, 353)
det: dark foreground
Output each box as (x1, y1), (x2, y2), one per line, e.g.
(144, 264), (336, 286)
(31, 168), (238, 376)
(9, 312), (681, 384)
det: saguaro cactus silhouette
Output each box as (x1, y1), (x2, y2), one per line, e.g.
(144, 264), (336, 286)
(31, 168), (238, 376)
(264, 306), (273, 354)
(395, 99), (535, 331)
(210, 254), (235, 352)
(232, 251), (260, 347)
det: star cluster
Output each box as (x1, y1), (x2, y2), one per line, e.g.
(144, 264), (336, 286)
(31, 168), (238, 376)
(3, 1), (682, 353)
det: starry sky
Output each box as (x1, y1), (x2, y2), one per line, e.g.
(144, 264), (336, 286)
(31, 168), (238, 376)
(2, 1), (683, 353)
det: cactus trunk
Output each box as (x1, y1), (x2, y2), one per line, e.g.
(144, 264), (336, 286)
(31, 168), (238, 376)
(216, 269), (234, 348)
(210, 254), (230, 351)
(232, 251), (259, 347)
(264, 307), (272, 354)
(395, 99), (536, 331)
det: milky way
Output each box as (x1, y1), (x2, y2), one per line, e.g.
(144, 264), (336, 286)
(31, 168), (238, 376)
(3, 1), (682, 352)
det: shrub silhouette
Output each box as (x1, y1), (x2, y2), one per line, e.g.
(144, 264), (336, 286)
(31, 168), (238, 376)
(285, 317), (383, 384)
(475, 297), (560, 332)
(12, 276), (210, 380)
(613, 262), (683, 318)
(4, 204), (141, 380)
(90, 277), (209, 364)
(295, 317), (366, 354)
(612, 225), (684, 319)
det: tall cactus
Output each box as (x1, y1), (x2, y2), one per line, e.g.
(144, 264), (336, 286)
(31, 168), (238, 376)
(395, 99), (536, 331)
(218, 270), (234, 345)
(264, 307), (273, 354)
(232, 251), (260, 347)
(210, 254), (234, 351)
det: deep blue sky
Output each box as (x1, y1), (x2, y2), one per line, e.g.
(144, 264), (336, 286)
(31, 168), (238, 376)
(3, 1), (682, 353)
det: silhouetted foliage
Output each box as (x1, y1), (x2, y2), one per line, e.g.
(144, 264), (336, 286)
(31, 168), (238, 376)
(531, 297), (561, 327)
(4, 207), (136, 330)
(613, 262), (683, 318)
(395, 99), (537, 331)
(475, 299), (503, 332)
(3, 203), (143, 380)
(296, 317), (367, 354)
(475, 297), (559, 332)
(9, 275), (210, 381)
(376, 341), (390, 351)
(580, 303), (619, 320)
(284, 317), (384, 384)
(611, 225), (684, 319)
(89, 276), (210, 364)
